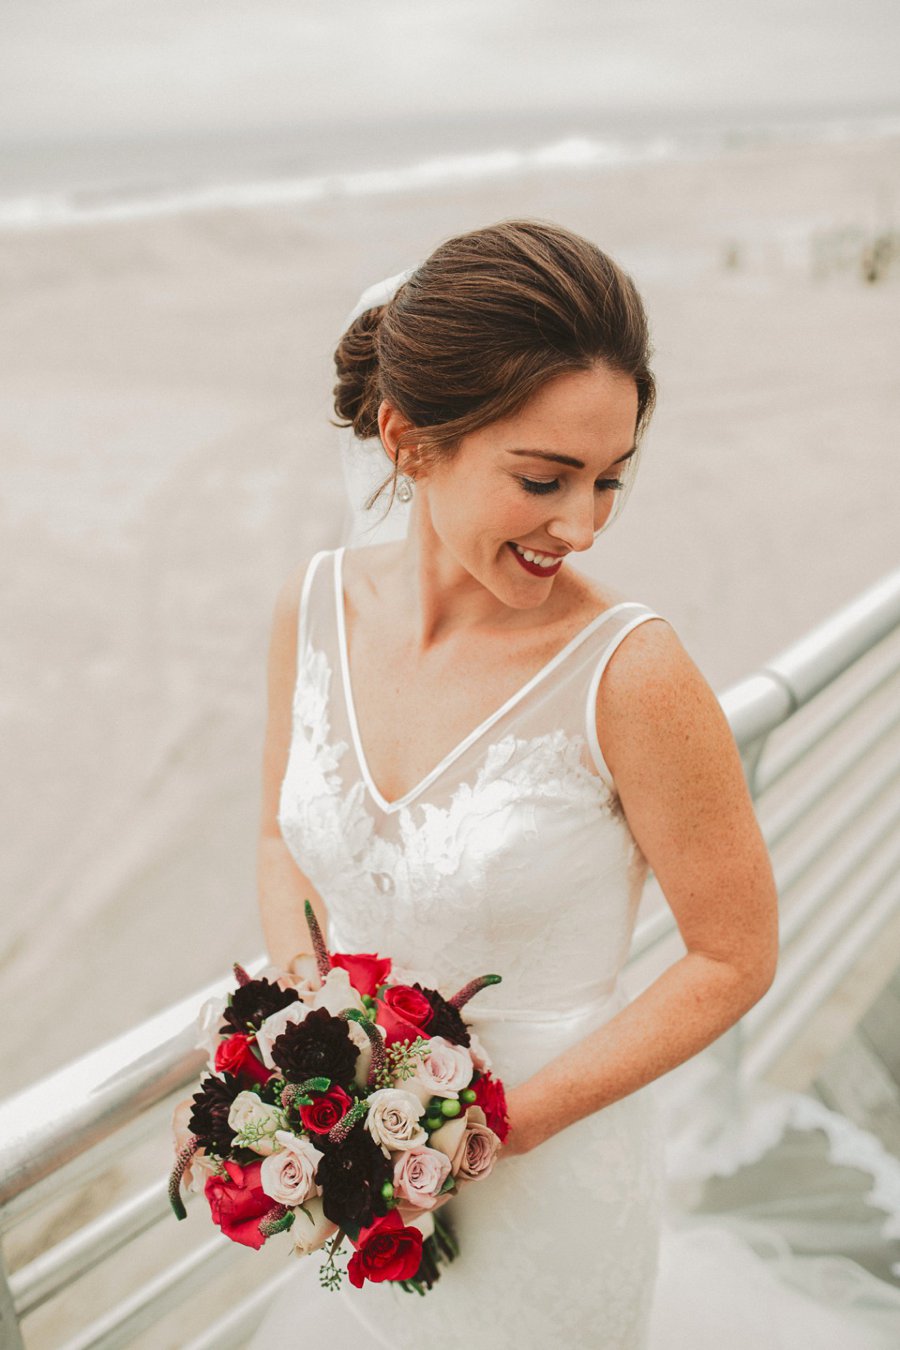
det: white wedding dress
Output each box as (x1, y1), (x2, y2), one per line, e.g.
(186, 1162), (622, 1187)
(250, 542), (900, 1349)
(249, 272), (900, 1347)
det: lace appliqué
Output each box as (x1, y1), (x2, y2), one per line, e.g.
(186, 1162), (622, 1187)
(279, 641), (624, 900)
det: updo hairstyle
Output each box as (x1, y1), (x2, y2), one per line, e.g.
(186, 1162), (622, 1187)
(332, 219), (655, 514)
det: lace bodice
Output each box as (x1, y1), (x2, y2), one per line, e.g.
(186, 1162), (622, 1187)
(277, 546), (662, 1044)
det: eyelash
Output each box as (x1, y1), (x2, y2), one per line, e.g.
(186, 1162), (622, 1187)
(516, 475), (625, 496)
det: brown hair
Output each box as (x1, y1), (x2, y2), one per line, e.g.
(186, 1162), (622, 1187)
(332, 219), (655, 513)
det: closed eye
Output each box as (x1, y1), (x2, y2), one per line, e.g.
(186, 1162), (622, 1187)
(516, 476), (624, 496)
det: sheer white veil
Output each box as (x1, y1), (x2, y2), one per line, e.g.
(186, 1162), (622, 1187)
(338, 267), (417, 549)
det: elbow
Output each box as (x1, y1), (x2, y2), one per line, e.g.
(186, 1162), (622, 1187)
(741, 951), (778, 1011)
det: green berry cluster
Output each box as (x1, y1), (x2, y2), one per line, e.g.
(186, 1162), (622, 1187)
(423, 1086), (477, 1132)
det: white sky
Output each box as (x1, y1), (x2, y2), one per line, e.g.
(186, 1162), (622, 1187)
(2, 0), (898, 141)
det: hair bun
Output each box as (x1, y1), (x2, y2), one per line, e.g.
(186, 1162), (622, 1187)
(333, 304), (385, 440)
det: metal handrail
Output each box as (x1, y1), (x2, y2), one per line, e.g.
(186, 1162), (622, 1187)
(719, 567), (900, 760)
(1, 565), (899, 1346)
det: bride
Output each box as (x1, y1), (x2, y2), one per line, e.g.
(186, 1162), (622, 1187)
(251, 220), (900, 1347)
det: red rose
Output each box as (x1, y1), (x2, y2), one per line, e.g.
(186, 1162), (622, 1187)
(471, 1071), (510, 1143)
(204, 1160), (271, 1250)
(347, 1209), (424, 1288)
(298, 1084), (353, 1134)
(214, 1033), (271, 1087)
(375, 984), (434, 1047)
(329, 951), (392, 998)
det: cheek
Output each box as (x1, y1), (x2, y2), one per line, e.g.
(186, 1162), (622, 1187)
(597, 495), (617, 528)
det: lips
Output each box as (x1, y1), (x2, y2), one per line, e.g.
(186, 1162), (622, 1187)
(506, 542), (564, 577)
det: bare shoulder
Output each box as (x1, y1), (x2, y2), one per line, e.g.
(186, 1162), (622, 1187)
(594, 614), (778, 993)
(595, 617), (742, 793)
(342, 539), (408, 614)
(268, 553), (324, 681)
(268, 562), (303, 658)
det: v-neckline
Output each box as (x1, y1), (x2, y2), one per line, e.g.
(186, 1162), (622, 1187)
(334, 546), (633, 815)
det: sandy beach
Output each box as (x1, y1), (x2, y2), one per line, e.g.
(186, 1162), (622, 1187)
(2, 129), (899, 1095)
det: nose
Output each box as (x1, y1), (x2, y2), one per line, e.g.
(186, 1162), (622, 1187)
(546, 488), (608, 553)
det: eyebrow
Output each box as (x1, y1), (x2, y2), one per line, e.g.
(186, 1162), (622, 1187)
(508, 446), (638, 470)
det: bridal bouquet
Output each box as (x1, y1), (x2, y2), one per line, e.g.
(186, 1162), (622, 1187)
(169, 902), (509, 1295)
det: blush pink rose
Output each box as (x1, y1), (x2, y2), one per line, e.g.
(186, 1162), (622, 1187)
(393, 1146), (452, 1210)
(259, 1131), (324, 1206)
(406, 1035), (473, 1106)
(429, 1105), (501, 1183)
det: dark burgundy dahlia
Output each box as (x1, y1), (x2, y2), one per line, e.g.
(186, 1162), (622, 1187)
(316, 1125), (392, 1231)
(220, 977), (299, 1035)
(188, 1072), (242, 1154)
(414, 983), (470, 1047)
(271, 1006), (359, 1085)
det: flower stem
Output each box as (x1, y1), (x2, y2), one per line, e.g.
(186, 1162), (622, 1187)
(432, 1210), (460, 1260)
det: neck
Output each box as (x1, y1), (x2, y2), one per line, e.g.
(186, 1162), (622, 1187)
(379, 499), (563, 655)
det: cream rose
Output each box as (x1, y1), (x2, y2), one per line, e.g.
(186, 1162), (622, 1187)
(429, 1105), (501, 1182)
(467, 1028), (492, 1073)
(291, 1195), (339, 1256)
(308, 967), (367, 1017)
(195, 994), (228, 1062)
(405, 1035), (474, 1106)
(171, 1098), (220, 1193)
(227, 1092), (287, 1156)
(277, 951), (322, 996)
(364, 1088), (428, 1158)
(393, 1146), (452, 1210)
(260, 1130), (324, 1206)
(256, 1002), (310, 1070)
(345, 1014), (380, 1089)
(185, 1149), (221, 1195)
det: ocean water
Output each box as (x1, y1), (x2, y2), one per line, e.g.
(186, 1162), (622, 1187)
(2, 105), (900, 230)
(3, 0), (900, 228)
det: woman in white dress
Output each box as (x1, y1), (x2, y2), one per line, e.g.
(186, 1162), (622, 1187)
(252, 220), (898, 1347)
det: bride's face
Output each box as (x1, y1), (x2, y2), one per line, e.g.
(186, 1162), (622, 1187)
(411, 363), (639, 607)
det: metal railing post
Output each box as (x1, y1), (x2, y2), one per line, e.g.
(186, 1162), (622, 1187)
(0, 1252), (26, 1350)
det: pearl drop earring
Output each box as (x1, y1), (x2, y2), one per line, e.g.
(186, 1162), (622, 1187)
(396, 475), (413, 503)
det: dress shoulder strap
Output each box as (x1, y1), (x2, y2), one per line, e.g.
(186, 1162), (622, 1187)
(584, 604), (667, 793)
(297, 548), (335, 657)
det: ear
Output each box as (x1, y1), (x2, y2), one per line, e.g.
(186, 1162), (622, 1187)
(377, 400), (422, 478)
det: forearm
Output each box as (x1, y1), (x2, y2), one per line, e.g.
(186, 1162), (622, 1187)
(257, 834), (330, 971)
(506, 951), (772, 1154)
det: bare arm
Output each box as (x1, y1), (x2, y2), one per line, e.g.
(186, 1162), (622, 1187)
(503, 620), (779, 1155)
(258, 559), (331, 973)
